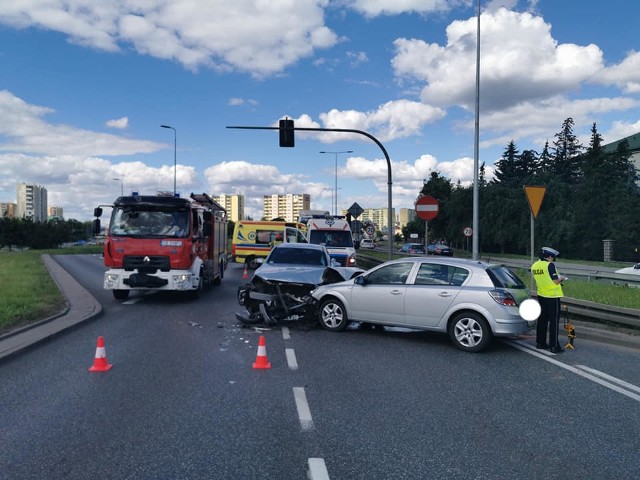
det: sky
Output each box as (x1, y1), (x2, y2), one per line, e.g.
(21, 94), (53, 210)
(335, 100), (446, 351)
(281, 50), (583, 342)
(1, 0), (639, 222)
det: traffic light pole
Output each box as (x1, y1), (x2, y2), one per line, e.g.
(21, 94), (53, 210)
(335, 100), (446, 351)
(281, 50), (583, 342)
(227, 124), (394, 261)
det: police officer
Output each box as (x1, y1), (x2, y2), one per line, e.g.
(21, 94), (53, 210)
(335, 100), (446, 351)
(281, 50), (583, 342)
(531, 247), (566, 353)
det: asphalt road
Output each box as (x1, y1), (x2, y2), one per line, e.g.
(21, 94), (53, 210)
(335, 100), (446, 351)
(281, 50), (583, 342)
(1, 255), (640, 479)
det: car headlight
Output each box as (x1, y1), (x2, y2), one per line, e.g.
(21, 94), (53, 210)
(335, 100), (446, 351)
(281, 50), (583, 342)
(172, 274), (192, 289)
(105, 273), (119, 288)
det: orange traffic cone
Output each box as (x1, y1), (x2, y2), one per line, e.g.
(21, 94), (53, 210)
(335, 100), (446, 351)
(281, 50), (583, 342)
(242, 263), (249, 280)
(88, 336), (113, 372)
(252, 335), (271, 369)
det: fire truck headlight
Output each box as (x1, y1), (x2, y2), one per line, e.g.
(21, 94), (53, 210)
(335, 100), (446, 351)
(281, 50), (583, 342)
(105, 273), (119, 288)
(172, 274), (191, 289)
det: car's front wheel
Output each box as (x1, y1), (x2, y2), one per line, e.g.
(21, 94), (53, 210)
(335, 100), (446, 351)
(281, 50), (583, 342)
(448, 312), (492, 352)
(318, 297), (349, 332)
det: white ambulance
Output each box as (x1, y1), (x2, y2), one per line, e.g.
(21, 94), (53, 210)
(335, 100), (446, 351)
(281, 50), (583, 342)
(306, 216), (357, 267)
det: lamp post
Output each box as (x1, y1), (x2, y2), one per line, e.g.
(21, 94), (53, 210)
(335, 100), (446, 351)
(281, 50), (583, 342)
(160, 124), (177, 195)
(113, 177), (123, 196)
(319, 150), (353, 215)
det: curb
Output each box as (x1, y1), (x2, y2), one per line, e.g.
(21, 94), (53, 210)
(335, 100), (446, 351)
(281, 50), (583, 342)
(0, 255), (103, 361)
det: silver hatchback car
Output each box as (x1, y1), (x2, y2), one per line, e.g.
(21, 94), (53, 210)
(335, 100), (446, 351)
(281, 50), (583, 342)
(310, 257), (533, 352)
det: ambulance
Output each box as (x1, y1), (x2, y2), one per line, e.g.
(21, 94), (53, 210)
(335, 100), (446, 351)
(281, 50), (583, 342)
(232, 220), (307, 269)
(306, 216), (357, 267)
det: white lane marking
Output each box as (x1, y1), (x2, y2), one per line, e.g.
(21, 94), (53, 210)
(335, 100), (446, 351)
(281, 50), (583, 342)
(308, 458), (330, 480)
(506, 341), (640, 402)
(286, 348), (298, 370)
(574, 365), (640, 395)
(293, 387), (314, 430)
(282, 326), (291, 340)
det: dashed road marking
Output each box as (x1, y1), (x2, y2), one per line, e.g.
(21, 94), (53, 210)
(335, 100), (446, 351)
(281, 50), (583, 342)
(286, 348), (298, 370)
(293, 387), (314, 430)
(308, 458), (330, 480)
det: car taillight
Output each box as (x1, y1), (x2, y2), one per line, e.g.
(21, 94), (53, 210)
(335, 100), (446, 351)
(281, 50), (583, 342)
(488, 290), (517, 306)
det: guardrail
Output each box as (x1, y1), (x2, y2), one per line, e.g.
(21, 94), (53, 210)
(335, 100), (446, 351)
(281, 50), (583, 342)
(356, 253), (640, 331)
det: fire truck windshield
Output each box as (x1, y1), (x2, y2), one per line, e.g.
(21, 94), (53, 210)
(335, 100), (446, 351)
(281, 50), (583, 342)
(110, 208), (190, 238)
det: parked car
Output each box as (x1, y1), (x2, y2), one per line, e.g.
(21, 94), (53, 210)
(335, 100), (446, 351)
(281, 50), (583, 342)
(427, 243), (454, 256)
(360, 238), (375, 249)
(399, 243), (426, 254)
(236, 243), (364, 325)
(310, 257), (533, 352)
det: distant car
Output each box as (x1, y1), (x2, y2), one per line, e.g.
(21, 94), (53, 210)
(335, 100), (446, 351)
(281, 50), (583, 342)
(615, 263), (640, 275)
(399, 243), (425, 254)
(310, 256), (533, 352)
(236, 243), (364, 325)
(427, 243), (454, 256)
(360, 238), (375, 249)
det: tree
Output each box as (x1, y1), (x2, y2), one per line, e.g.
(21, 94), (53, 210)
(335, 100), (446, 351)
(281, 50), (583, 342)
(552, 117), (583, 184)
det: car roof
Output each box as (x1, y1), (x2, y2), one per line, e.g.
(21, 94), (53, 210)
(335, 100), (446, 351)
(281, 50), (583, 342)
(381, 256), (494, 269)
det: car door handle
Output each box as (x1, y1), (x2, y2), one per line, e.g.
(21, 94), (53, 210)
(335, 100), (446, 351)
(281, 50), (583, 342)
(439, 292), (452, 297)
(390, 290), (403, 295)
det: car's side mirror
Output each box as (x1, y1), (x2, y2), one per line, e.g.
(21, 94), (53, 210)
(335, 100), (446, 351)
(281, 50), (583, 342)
(355, 275), (367, 286)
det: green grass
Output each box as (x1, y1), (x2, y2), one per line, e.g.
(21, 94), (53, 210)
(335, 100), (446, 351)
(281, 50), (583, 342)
(0, 246), (102, 334)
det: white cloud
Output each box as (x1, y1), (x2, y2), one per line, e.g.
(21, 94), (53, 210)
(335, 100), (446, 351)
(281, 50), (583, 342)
(594, 51), (640, 94)
(106, 117), (129, 129)
(0, 0), (339, 78)
(0, 91), (162, 155)
(347, 0), (464, 18)
(393, 8), (604, 111)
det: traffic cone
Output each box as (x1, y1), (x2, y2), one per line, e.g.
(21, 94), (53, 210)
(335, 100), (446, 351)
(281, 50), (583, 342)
(252, 335), (271, 369)
(88, 336), (113, 372)
(242, 263), (249, 280)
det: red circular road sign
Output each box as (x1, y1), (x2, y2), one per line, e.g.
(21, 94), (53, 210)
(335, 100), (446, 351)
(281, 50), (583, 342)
(415, 195), (439, 221)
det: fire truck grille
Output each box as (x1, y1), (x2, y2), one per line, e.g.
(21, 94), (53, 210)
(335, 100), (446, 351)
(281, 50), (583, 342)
(123, 255), (171, 272)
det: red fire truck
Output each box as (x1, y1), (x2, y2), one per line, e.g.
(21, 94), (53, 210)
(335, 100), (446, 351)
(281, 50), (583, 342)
(93, 193), (228, 300)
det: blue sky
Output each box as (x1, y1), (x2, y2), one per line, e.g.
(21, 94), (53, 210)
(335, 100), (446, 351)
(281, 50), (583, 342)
(1, 0), (639, 221)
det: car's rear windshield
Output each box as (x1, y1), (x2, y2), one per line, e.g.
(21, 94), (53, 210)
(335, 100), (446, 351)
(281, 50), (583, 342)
(486, 266), (526, 289)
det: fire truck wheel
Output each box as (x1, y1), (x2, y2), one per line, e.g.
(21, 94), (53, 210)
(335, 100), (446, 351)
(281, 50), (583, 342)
(113, 290), (130, 300)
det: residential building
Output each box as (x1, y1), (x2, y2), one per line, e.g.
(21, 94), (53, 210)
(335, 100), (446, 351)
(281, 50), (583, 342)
(48, 206), (64, 220)
(1, 202), (17, 218)
(16, 183), (48, 222)
(398, 208), (415, 229)
(263, 194), (310, 222)
(360, 207), (396, 233)
(211, 194), (244, 222)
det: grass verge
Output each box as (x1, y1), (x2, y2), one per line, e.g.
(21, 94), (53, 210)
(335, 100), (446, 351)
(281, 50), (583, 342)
(0, 246), (102, 334)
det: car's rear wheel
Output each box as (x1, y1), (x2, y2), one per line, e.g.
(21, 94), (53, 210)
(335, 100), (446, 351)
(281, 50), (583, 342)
(448, 312), (492, 352)
(318, 297), (349, 331)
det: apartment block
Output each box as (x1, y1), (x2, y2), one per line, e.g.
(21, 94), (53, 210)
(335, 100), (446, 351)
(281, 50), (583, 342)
(1, 202), (17, 218)
(263, 194), (310, 222)
(48, 206), (64, 220)
(211, 194), (244, 222)
(16, 183), (48, 222)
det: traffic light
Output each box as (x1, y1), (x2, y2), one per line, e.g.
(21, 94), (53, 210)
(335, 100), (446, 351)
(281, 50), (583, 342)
(279, 119), (295, 147)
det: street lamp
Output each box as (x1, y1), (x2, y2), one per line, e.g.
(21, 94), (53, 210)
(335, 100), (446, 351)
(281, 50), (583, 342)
(319, 150), (353, 215)
(160, 124), (177, 195)
(113, 177), (123, 196)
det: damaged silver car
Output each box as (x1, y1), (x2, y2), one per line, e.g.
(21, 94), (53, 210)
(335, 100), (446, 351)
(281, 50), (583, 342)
(236, 243), (364, 326)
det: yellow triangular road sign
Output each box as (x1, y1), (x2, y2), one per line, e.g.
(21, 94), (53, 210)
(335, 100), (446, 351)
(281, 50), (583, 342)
(524, 186), (546, 219)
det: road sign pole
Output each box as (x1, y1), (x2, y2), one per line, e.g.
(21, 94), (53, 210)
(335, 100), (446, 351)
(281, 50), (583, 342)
(425, 220), (428, 248)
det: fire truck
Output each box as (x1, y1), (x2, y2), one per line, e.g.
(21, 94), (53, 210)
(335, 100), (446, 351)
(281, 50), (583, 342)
(92, 193), (228, 300)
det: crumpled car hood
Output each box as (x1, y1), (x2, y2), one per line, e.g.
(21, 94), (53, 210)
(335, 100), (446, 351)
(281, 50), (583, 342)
(253, 264), (363, 285)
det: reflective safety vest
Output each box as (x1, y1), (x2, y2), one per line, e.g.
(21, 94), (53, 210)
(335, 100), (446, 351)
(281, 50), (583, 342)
(531, 259), (563, 298)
